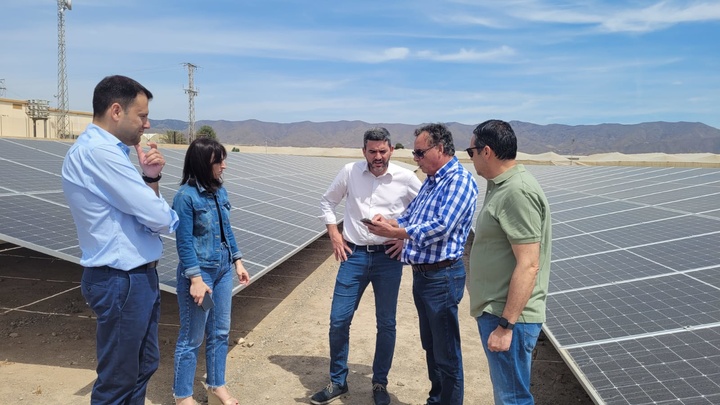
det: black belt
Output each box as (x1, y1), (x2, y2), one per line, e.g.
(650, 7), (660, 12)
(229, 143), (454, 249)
(347, 242), (389, 253)
(95, 260), (159, 272)
(411, 259), (458, 272)
(140, 260), (159, 270)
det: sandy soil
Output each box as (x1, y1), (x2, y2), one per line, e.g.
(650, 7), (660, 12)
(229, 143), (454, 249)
(0, 237), (592, 405)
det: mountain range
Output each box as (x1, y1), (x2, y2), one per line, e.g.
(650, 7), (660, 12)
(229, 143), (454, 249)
(149, 119), (720, 155)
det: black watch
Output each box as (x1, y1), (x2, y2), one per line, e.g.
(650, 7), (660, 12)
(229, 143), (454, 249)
(498, 317), (515, 330)
(142, 173), (162, 183)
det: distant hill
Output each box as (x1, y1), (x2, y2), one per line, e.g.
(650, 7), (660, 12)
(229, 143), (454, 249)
(149, 119), (720, 155)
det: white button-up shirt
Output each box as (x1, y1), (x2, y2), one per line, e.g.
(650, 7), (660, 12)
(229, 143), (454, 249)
(320, 161), (421, 245)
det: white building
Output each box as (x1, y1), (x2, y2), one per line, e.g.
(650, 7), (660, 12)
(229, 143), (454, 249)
(0, 97), (92, 139)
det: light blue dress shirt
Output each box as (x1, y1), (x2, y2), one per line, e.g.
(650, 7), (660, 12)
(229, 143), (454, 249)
(62, 123), (179, 270)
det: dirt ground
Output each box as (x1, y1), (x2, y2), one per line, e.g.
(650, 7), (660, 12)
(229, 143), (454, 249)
(0, 237), (593, 405)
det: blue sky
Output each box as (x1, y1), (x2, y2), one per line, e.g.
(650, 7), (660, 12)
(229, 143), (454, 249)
(2, 0), (720, 128)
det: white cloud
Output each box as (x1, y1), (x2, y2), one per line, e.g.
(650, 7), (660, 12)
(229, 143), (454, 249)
(350, 47), (411, 63)
(601, 1), (720, 33)
(417, 46), (515, 62)
(453, 1), (720, 34)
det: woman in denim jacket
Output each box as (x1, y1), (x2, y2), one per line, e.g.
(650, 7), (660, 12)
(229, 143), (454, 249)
(172, 138), (250, 405)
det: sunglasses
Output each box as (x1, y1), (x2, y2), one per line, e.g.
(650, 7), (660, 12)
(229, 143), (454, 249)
(411, 145), (436, 159)
(465, 146), (484, 158)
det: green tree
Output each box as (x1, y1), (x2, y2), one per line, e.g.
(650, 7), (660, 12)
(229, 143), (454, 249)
(161, 130), (186, 144)
(196, 125), (217, 140)
(394, 142), (404, 149)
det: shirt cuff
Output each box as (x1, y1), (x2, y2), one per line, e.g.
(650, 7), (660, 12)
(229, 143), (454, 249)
(183, 266), (201, 279)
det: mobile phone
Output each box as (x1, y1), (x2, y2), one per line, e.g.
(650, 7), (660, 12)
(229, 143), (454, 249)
(201, 292), (215, 311)
(360, 218), (373, 225)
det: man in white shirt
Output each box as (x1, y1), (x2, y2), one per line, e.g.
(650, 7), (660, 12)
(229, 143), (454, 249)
(313, 127), (422, 405)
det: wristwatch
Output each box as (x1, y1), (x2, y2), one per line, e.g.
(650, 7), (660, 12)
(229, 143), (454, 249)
(141, 173), (162, 183)
(498, 316), (515, 330)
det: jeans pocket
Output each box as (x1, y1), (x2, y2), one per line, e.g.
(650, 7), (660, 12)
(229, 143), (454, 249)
(522, 324), (542, 352)
(451, 274), (466, 304)
(83, 270), (130, 318)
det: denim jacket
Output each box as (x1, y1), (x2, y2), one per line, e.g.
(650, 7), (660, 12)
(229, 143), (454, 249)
(173, 183), (242, 279)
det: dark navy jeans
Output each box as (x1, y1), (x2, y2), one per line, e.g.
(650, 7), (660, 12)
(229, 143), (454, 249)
(412, 260), (465, 405)
(81, 264), (161, 405)
(328, 245), (403, 386)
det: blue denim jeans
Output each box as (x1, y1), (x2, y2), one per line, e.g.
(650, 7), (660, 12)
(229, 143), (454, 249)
(81, 265), (161, 405)
(477, 312), (542, 405)
(412, 260), (465, 405)
(173, 244), (235, 398)
(328, 245), (403, 386)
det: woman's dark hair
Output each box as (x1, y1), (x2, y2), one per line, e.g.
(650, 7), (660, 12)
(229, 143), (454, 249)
(180, 138), (227, 193)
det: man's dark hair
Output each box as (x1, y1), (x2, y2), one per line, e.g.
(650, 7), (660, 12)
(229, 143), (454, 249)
(414, 123), (455, 156)
(472, 119), (517, 160)
(181, 137), (227, 193)
(363, 127), (392, 148)
(92, 75), (153, 118)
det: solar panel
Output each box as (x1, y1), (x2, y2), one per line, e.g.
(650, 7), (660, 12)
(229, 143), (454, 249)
(464, 163), (720, 404)
(0, 137), (359, 295)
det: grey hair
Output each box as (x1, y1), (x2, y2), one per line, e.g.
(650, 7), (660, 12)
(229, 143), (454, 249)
(414, 123), (455, 156)
(363, 127), (392, 148)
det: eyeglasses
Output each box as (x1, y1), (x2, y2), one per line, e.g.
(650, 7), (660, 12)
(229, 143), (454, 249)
(465, 146), (484, 158)
(411, 145), (436, 159)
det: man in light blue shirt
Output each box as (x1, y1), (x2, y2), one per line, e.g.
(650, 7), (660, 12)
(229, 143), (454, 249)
(62, 75), (178, 405)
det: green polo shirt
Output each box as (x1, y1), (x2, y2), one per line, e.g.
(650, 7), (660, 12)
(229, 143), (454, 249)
(468, 164), (552, 323)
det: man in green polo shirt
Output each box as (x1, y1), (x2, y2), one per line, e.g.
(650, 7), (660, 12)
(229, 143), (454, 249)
(466, 119), (552, 405)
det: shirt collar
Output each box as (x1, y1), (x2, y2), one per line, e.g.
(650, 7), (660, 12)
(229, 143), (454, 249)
(87, 123), (130, 156)
(429, 156), (459, 183)
(490, 163), (524, 185)
(363, 162), (394, 179)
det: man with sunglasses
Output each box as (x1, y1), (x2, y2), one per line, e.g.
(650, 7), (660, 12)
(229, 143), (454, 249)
(466, 119), (551, 405)
(315, 127), (422, 405)
(366, 123), (478, 405)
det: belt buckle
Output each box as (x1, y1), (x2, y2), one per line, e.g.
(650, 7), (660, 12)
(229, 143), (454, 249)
(366, 245), (378, 252)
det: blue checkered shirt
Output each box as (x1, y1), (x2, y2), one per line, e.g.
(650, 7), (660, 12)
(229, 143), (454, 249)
(398, 156), (478, 264)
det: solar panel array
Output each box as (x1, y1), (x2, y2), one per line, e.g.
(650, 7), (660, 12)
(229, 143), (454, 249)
(468, 164), (720, 405)
(0, 137), (355, 294)
(5, 136), (720, 402)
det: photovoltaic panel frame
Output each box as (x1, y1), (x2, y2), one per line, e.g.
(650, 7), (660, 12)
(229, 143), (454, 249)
(0, 137), (359, 295)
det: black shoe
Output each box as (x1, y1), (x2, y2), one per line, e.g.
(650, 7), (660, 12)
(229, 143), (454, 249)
(372, 383), (391, 405)
(310, 383), (349, 405)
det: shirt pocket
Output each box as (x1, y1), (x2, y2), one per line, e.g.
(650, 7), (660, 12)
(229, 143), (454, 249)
(193, 206), (212, 237)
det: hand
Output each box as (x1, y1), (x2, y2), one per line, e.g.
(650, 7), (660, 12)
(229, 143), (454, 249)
(134, 142), (165, 178)
(330, 231), (352, 262)
(235, 261), (250, 285)
(189, 276), (212, 307)
(487, 326), (513, 352)
(366, 216), (395, 238)
(384, 239), (404, 260)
